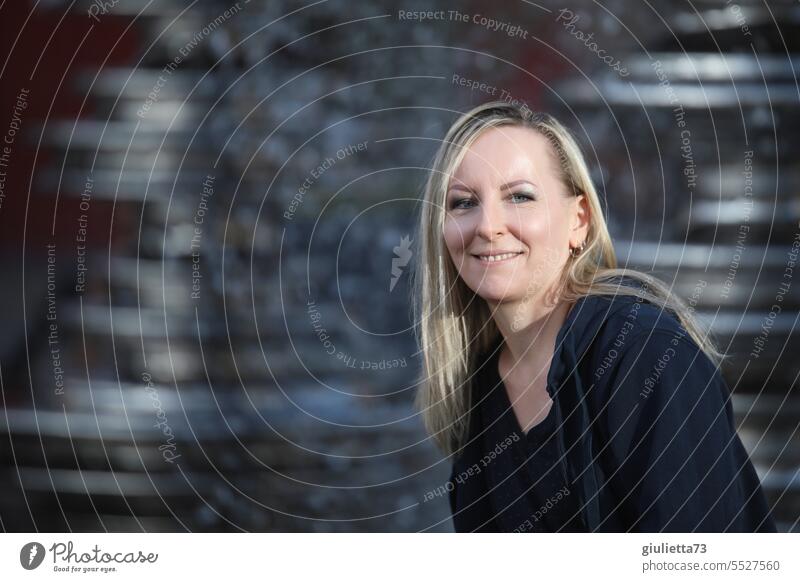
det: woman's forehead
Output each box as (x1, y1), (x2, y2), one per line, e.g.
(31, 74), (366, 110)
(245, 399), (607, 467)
(468, 124), (544, 150)
(450, 129), (552, 185)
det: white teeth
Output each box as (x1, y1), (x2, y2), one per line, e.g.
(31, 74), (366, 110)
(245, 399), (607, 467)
(478, 252), (519, 262)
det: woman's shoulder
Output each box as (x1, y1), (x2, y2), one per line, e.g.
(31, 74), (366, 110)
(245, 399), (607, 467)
(580, 279), (694, 354)
(579, 283), (723, 409)
(574, 287), (716, 401)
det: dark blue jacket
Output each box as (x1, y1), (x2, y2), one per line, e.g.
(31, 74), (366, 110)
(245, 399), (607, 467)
(449, 283), (777, 532)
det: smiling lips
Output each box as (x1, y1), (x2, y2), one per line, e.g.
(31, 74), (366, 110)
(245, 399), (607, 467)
(472, 251), (524, 263)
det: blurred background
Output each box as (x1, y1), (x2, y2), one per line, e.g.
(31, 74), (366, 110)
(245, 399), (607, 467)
(0, 0), (797, 532)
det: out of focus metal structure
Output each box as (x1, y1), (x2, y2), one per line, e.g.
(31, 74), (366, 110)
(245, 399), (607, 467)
(1, 0), (796, 533)
(2, 0), (458, 532)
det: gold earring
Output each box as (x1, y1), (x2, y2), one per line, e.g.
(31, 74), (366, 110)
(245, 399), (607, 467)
(569, 240), (587, 257)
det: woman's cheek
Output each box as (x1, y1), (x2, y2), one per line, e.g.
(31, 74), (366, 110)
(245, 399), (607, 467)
(442, 220), (463, 259)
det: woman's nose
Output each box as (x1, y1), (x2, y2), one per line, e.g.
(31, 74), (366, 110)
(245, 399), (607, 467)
(475, 201), (506, 239)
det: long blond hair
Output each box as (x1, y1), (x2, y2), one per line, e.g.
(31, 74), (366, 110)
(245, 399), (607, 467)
(412, 101), (725, 458)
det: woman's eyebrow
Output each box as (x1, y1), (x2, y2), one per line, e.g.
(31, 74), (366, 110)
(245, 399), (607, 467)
(447, 179), (537, 194)
(499, 180), (537, 190)
(447, 183), (475, 193)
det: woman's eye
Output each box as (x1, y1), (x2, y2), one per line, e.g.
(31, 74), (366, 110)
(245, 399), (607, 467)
(511, 192), (535, 203)
(449, 193), (534, 210)
(450, 198), (474, 210)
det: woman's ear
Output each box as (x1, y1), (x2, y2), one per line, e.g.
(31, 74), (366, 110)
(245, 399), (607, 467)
(571, 193), (591, 243)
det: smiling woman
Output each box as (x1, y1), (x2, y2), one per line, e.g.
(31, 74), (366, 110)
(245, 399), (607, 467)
(411, 101), (776, 532)
(441, 124), (588, 310)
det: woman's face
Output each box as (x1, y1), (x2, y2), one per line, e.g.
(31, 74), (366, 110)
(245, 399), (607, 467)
(442, 125), (586, 305)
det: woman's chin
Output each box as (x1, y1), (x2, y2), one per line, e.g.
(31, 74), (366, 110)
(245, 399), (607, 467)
(472, 285), (521, 304)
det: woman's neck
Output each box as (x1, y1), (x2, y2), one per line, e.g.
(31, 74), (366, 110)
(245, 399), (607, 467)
(490, 298), (573, 370)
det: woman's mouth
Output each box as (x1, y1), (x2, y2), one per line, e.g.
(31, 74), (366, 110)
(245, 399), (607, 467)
(472, 252), (524, 264)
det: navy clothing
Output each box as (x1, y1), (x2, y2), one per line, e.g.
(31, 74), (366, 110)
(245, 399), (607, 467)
(475, 336), (585, 532)
(449, 281), (777, 532)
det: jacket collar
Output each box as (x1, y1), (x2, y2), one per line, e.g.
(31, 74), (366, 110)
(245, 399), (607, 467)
(547, 282), (646, 397)
(527, 286), (644, 530)
(462, 281), (644, 531)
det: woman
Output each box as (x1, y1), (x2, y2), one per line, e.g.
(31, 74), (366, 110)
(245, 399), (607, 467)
(412, 101), (776, 533)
